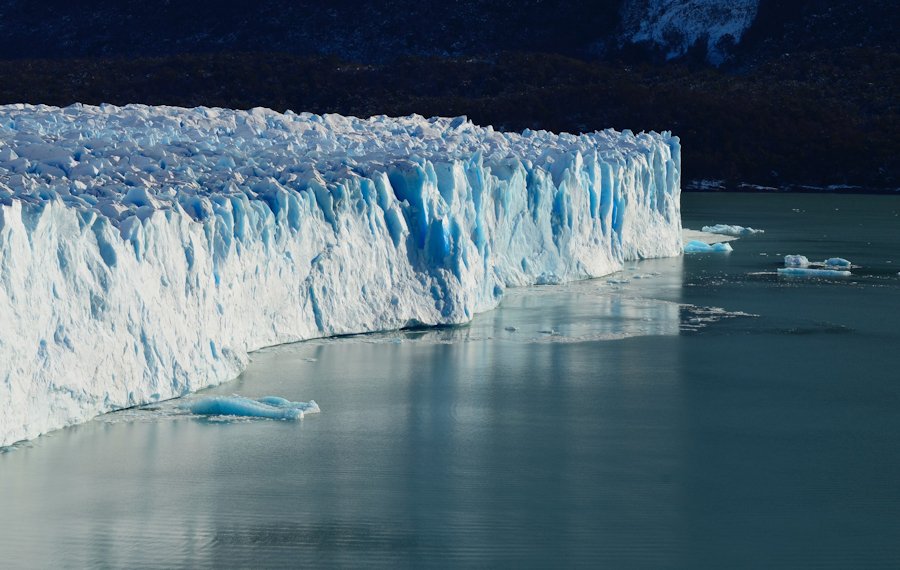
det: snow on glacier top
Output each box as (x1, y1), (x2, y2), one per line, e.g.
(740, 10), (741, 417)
(0, 103), (672, 227)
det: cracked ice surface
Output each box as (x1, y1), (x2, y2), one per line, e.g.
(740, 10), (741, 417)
(0, 104), (682, 446)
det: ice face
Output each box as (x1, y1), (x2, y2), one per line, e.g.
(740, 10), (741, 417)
(701, 224), (764, 236)
(0, 104), (682, 447)
(684, 240), (732, 253)
(824, 257), (851, 267)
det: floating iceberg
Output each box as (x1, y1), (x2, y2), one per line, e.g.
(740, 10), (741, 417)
(684, 240), (733, 253)
(824, 257), (851, 267)
(0, 104), (682, 446)
(189, 396), (319, 420)
(784, 255), (810, 267)
(701, 224), (764, 236)
(777, 268), (851, 278)
(785, 255), (853, 271)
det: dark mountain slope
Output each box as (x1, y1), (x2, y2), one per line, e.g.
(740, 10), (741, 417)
(1, 49), (895, 189)
(0, 1), (896, 189)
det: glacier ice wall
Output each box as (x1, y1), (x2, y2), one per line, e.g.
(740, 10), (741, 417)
(0, 104), (681, 446)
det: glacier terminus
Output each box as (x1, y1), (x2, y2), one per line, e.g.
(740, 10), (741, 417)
(0, 104), (682, 447)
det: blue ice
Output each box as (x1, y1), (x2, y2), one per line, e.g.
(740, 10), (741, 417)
(189, 396), (320, 420)
(777, 268), (851, 278)
(824, 257), (851, 267)
(684, 240), (733, 253)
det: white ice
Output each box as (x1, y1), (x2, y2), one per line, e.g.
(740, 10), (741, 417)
(784, 255), (810, 267)
(682, 228), (738, 244)
(785, 255), (853, 270)
(0, 104), (682, 446)
(701, 224), (764, 236)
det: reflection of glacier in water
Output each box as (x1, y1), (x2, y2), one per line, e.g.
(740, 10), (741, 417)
(255, 254), (752, 352)
(260, 259), (686, 349)
(5, 194), (899, 568)
(102, 254), (755, 429)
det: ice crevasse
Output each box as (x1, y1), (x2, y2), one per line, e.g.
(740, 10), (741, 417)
(0, 104), (682, 446)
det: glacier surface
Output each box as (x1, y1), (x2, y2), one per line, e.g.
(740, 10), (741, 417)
(0, 104), (682, 446)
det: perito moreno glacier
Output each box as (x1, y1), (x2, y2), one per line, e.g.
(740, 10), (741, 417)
(0, 104), (682, 447)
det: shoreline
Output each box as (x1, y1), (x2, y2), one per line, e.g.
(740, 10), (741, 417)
(684, 181), (900, 195)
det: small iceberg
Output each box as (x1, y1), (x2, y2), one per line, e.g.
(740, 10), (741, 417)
(824, 257), (852, 268)
(684, 240), (733, 253)
(189, 396), (320, 420)
(701, 224), (764, 236)
(784, 255), (854, 272)
(784, 255), (810, 267)
(777, 268), (851, 278)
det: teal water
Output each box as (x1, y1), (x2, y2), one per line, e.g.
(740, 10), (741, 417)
(1, 194), (899, 568)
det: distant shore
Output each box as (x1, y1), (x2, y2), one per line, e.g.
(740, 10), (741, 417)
(684, 181), (900, 195)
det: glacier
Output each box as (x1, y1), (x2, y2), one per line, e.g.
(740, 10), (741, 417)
(0, 104), (682, 447)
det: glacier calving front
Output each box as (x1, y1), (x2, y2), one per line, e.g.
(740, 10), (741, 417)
(0, 104), (682, 446)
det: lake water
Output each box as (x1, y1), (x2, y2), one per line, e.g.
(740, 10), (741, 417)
(2, 193), (899, 568)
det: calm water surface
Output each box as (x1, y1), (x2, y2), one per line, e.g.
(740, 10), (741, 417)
(2, 194), (899, 568)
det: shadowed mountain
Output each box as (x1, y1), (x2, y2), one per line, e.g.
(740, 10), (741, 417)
(0, 1), (896, 189)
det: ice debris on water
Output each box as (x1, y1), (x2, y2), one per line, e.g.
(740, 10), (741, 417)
(783, 255), (854, 275)
(0, 103), (682, 447)
(701, 224), (764, 236)
(777, 268), (851, 278)
(679, 304), (758, 332)
(684, 240), (733, 253)
(784, 255), (810, 267)
(189, 396), (320, 420)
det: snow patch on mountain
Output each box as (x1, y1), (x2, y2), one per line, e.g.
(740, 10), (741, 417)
(620, 0), (759, 65)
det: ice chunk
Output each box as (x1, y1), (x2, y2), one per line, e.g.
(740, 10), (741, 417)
(684, 240), (733, 253)
(824, 257), (851, 267)
(0, 104), (682, 447)
(777, 268), (851, 278)
(701, 224), (764, 236)
(189, 396), (320, 420)
(784, 255), (810, 267)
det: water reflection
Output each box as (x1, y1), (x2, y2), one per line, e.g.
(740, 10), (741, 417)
(0, 256), (693, 567)
(8, 192), (897, 569)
